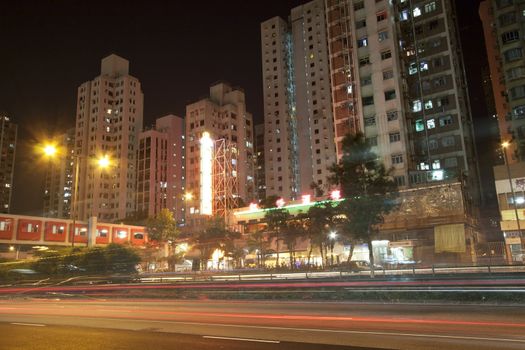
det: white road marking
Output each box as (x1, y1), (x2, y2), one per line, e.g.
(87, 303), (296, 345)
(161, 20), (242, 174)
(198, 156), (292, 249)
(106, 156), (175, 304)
(131, 319), (525, 344)
(11, 322), (46, 327)
(203, 335), (280, 343)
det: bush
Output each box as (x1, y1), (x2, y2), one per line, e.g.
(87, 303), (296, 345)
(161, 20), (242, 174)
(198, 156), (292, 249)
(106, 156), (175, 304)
(22, 244), (142, 277)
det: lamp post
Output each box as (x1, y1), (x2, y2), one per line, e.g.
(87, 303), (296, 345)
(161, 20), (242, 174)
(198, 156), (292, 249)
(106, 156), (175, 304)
(41, 143), (111, 247)
(501, 141), (522, 237)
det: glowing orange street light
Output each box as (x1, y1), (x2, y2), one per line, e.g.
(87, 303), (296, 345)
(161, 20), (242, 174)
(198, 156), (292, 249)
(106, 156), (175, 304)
(43, 144), (57, 157)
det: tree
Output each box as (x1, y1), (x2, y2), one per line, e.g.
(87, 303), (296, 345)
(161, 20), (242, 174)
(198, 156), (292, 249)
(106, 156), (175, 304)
(264, 208), (291, 268)
(192, 217), (240, 270)
(259, 195), (280, 209)
(247, 229), (271, 268)
(310, 182), (325, 198)
(329, 132), (399, 278)
(146, 209), (180, 270)
(306, 201), (340, 268)
(282, 216), (306, 269)
(104, 243), (141, 273)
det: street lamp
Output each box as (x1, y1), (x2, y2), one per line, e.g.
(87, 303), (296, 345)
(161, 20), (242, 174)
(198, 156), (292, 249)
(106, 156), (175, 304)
(501, 141), (522, 237)
(41, 143), (112, 247)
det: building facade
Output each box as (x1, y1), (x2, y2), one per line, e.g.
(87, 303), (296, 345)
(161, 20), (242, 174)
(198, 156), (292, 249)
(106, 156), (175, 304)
(254, 124), (266, 201)
(261, 0), (337, 201)
(396, 0), (479, 191)
(137, 115), (185, 223)
(74, 54), (144, 221)
(480, 0), (525, 161)
(493, 162), (525, 262)
(43, 128), (75, 218)
(184, 82), (255, 224)
(326, 0), (409, 188)
(0, 114), (16, 214)
(262, 0), (479, 201)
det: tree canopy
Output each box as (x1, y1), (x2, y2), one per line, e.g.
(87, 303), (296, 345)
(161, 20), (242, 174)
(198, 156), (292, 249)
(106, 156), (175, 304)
(329, 132), (399, 277)
(145, 208), (179, 244)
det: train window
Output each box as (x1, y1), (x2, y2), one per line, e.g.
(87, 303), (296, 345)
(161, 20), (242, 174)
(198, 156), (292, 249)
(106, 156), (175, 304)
(51, 225), (65, 234)
(0, 220), (11, 231)
(25, 223), (39, 232)
(97, 229), (108, 237)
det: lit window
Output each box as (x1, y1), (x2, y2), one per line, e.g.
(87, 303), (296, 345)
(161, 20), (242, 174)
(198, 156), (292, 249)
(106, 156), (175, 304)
(412, 100), (422, 112)
(425, 100), (433, 110)
(431, 170), (444, 181)
(357, 37), (368, 47)
(400, 10), (409, 21)
(413, 7), (422, 17)
(426, 119), (436, 129)
(432, 159), (441, 169)
(420, 61), (429, 71)
(409, 62), (418, 75)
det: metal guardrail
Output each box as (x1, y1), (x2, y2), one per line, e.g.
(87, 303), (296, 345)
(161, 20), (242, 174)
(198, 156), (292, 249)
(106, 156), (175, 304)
(138, 264), (525, 283)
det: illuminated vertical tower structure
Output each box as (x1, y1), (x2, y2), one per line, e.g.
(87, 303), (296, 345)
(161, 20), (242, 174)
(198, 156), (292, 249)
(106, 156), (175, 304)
(43, 128), (75, 218)
(261, 0), (336, 201)
(0, 114), (17, 214)
(137, 115), (185, 223)
(185, 82), (255, 225)
(74, 54), (144, 221)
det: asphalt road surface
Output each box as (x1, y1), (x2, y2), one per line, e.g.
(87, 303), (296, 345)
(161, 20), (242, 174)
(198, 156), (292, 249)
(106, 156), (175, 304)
(0, 323), (365, 350)
(0, 298), (524, 349)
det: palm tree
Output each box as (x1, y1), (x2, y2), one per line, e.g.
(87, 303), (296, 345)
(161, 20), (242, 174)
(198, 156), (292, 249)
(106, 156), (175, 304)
(306, 201), (340, 268)
(247, 229), (270, 268)
(264, 208), (291, 268)
(282, 215), (306, 269)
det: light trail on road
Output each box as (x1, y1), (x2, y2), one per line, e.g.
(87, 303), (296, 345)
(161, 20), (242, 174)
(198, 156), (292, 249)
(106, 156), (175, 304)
(1, 298), (525, 349)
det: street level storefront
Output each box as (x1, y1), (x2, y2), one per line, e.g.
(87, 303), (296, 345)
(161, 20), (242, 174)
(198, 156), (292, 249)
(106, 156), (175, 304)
(228, 182), (480, 267)
(494, 162), (525, 263)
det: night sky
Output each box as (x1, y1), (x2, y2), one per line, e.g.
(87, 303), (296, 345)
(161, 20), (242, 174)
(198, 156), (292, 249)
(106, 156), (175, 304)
(0, 0), (491, 215)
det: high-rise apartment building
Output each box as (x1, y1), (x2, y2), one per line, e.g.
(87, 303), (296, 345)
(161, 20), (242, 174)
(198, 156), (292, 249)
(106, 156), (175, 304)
(261, 0), (336, 201)
(480, 0), (525, 162)
(395, 0), (478, 190)
(74, 54), (144, 221)
(254, 124), (266, 201)
(263, 0), (479, 200)
(0, 114), (17, 214)
(326, 0), (409, 187)
(137, 115), (185, 223)
(43, 128), (75, 218)
(185, 82), (255, 224)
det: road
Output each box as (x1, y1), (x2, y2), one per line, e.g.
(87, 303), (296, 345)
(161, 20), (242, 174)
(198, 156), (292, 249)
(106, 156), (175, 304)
(1, 298), (525, 349)
(0, 323), (360, 350)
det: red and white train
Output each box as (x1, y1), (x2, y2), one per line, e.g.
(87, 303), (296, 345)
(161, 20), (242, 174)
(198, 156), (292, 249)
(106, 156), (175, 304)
(0, 214), (147, 247)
